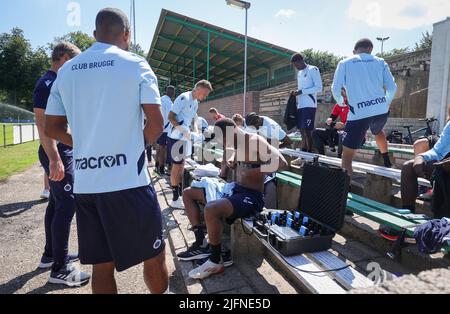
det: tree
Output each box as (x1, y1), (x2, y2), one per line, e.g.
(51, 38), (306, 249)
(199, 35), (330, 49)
(376, 47), (411, 58)
(300, 49), (343, 73)
(0, 28), (50, 110)
(50, 31), (96, 52)
(130, 42), (146, 57)
(415, 31), (433, 51)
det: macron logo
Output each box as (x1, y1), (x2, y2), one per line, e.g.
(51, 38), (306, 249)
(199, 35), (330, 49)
(75, 154), (128, 170)
(45, 80), (53, 87)
(357, 97), (386, 110)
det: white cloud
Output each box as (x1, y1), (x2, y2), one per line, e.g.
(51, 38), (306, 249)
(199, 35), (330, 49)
(347, 0), (450, 30)
(275, 9), (296, 19)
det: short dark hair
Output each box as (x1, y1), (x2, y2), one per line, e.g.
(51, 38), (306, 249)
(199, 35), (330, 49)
(209, 108), (219, 114)
(51, 42), (81, 62)
(354, 38), (374, 51)
(245, 112), (260, 127)
(291, 53), (304, 63)
(195, 80), (214, 92)
(95, 8), (130, 39)
(214, 118), (236, 134)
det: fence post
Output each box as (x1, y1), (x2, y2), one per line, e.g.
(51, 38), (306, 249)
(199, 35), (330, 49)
(3, 125), (6, 148)
(32, 123), (35, 141)
(19, 124), (23, 144)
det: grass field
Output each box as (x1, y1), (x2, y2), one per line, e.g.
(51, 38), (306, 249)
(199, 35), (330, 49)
(0, 140), (40, 182)
(0, 123), (14, 147)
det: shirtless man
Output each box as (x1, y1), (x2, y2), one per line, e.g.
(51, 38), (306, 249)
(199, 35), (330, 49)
(177, 118), (288, 280)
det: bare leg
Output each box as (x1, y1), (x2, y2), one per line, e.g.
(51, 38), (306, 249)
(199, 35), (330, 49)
(158, 145), (167, 170)
(375, 131), (388, 154)
(183, 188), (206, 227)
(342, 146), (357, 177)
(204, 199), (234, 246)
(170, 163), (184, 188)
(143, 250), (168, 294)
(44, 173), (50, 190)
(92, 262), (117, 294)
(413, 138), (430, 155)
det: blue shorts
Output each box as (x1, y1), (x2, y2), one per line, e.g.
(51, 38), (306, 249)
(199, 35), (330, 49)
(167, 137), (189, 165)
(343, 113), (389, 149)
(224, 184), (265, 225)
(297, 108), (316, 130)
(157, 132), (168, 146)
(75, 185), (165, 272)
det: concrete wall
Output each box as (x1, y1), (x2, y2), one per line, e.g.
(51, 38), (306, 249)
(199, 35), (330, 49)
(427, 18), (450, 132)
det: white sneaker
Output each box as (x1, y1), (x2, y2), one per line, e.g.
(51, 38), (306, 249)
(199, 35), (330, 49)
(40, 189), (50, 200)
(291, 158), (305, 167)
(170, 198), (185, 209)
(189, 259), (225, 280)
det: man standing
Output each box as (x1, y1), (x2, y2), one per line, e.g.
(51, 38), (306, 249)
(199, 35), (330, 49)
(208, 108), (226, 122)
(155, 85), (175, 176)
(33, 42), (90, 287)
(45, 8), (168, 294)
(167, 80), (213, 209)
(332, 38), (397, 176)
(291, 53), (323, 152)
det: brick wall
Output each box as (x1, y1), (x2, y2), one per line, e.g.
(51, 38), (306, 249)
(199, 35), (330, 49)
(199, 91), (260, 125)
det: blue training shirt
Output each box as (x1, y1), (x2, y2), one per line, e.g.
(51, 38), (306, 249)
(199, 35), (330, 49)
(422, 121), (450, 163)
(46, 42), (161, 194)
(332, 53), (397, 121)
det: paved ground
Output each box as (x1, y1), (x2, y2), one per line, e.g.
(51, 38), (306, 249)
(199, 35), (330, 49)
(0, 163), (298, 294)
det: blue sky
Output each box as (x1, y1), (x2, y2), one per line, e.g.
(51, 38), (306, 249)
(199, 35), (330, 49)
(1, 0), (449, 57)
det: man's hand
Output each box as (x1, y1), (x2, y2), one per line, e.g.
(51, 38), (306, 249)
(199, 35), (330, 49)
(290, 90), (300, 97)
(49, 158), (65, 182)
(413, 155), (426, 178)
(227, 157), (236, 170)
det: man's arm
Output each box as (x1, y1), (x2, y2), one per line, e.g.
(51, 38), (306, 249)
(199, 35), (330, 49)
(383, 61), (397, 105)
(45, 115), (73, 147)
(332, 62), (346, 106)
(143, 105), (164, 146)
(34, 109), (65, 181)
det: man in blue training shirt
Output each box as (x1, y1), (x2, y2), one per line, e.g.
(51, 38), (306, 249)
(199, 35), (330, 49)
(332, 38), (397, 175)
(291, 53), (323, 152)
(155, 85), (175, 176)
(45, 8), (168, 294)
(33, 42), (91, 287)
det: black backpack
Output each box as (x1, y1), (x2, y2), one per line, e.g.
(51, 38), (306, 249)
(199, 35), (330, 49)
(283, 94), (298, 131)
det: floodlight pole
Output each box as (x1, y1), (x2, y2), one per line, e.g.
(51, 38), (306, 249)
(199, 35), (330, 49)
(243, 6), (248, 117)
(377, 36), (390, 56)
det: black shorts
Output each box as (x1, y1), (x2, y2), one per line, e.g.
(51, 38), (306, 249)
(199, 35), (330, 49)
(75, 185), (165, 272)
(157, 132), (168, 146)
(224, 184), (265, 225)
(167, 137), (189, 165)
(297, 108), (317, 130)
(343, 113), (388, 149)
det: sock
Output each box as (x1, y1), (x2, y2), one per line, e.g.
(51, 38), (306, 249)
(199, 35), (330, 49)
(382, 153), (392, 168)
(172, 186), (179, 201)
(193, 226), (205, 246)
(210, 244), (222, 264)
(178, 184), (183, 197)
(155, 161), (159, 170)
(159, 165), (165, 175)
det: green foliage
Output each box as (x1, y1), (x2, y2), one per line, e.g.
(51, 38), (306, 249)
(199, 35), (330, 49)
(376, 47), (411, 58)
(130, 42), (146, 57)
(49, 31), (96, 52)
(300, 49), (344, 73)
(415, 31), (433, 51)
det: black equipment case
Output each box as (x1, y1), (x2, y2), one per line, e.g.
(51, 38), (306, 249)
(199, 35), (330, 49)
(264, 162), (350, 256)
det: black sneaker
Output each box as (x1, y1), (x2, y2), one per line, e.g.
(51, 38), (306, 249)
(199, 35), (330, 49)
(48, 262), (90, 287)
(195, 249), (234, 268)
(177, 241), (210, 261)
(39, 253), (80, 269)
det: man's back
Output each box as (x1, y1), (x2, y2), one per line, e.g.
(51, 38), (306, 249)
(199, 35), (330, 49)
(333, 53), (396, 121)
(47, 42), (161, 194)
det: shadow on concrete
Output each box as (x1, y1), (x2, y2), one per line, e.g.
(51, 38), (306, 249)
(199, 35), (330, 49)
(0, 199), (47, 218)
(0, 268), (48, 294)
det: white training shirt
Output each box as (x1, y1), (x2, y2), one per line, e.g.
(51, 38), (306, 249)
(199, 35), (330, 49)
(168, 91), (199, 140)
(297, 65), (323, 109)
(332, 53), (397, 121)
(161, 95), (173, 133)
(46, 42), (161, 194)
(259, 116), (287, 141)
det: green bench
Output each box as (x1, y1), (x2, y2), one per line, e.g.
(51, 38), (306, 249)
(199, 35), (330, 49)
(361, 145), (414, 155)
(275, 171), (450, 252)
